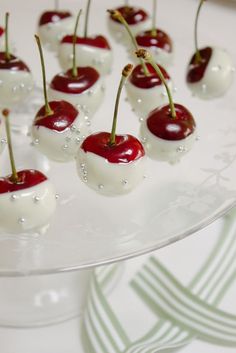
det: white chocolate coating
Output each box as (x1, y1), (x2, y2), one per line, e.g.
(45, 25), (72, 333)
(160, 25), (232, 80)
(107, 17), (150, 45)
(38, 17), (75, 52)
(58, 43), (113, 76)
(48, 77), (105, 117)
(76, 149), (147, 196)
(126, 79), (174, 120)
(140, 121), (197, 164)
(0, 118), (5, 155)
(130, 46), (174, 68)
(187, 47), (234, 99)
(0, 69), (34, 107)
(0, 180), (57, 234)
(31, 111), (90, 162)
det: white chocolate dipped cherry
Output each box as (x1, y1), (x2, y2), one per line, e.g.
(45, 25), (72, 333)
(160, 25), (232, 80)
(134, 0), (173, 68)
(186, 0), (234, 99)
(0, 13), (34, 108)
(0, 109), (56, 234)
(38, 0), (74, 52)
(32, 35), (89, 163)
(137, 50), (197, 164)
(107, 3), (150, 44)
(48, 11), (104, 118)
(58, 0), (112, 76)
(77, 64), (146, 196)
(108, 10), (173, 120)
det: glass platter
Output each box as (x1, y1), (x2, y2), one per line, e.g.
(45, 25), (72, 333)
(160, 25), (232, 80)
(0, 0), (235, 276)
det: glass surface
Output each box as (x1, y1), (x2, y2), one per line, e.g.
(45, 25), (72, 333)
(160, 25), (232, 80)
(0, 0), (235, 276)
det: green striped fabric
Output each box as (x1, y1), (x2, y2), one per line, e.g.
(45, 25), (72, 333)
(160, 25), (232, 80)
(82, 210), (236, 353)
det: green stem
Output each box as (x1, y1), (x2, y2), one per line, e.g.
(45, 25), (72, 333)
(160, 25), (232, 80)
(109, 10), (149, 76)
(194, 0), (205, 63)
(2, 109), (18, 183)
(4, 13), (10, 61)
(151, 0), (157, 37)
(110, 65), (133, 145)
(72, 10), (82, 77)
(142, 51), (176, 118)
(84, 0), (91, 38)
(35, 35), (53, 116)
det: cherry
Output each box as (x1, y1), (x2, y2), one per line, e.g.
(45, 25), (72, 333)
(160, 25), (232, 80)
(58, 1), (112, 75)
(187, 47), (212, 83)
(81, 132), (144, 163)
(0, 52), (30, 72)
(32, 35), (89, 162)
(137, 49), (196, 162)
(77, 64), (146, 195)
(110, 6), (148, 25)
(0, 109), (56, 234)
(147, 104), (196, 141)
(0, 13), (33, 108)
(136, 29), (172, 53)
(50, 67), (99, 94)
(0, 27), (4, 37)
(130, 62), (170, 89)
(49, 10), (103, 116)
(39, 11), (72, 26)
(34, 100), (79, 132)
(0, 170), (47, 194)
(61, 35), (110, 50)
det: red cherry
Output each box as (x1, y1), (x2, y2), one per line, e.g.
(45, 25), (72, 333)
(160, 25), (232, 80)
(50, 67), (99, 94)
(61, 34), (111, 50)
(0, 169), (47, 194)
(81, 132), (145, 163)
(147, 104), (196, 141)
(39, 11), (72, 26)
(34, 100), (78, 132)
(0, 27), (4, 37)
(0, 53), (30, 72)
(187, 47), (212, 83)
(136, 29), (172, 53)
(130, 63), (170, 89)
(110, 6), (148, 25)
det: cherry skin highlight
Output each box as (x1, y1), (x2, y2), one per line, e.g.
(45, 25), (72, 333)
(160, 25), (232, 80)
(187, 47), (212, 83)
(136, 29), (172, 53)
(110, 6), (148, 25)
(61, 35), (111, 50)
(130, 63), (170, 89)
(147, 104), (196, 141)
(0, 53), (30, 72)
(0, 170), (47, 194)
(34, 100), (79, 132)
(50, 67), (99, 94)
(39, 11), (72, 26)
(81, 132), (145, 163)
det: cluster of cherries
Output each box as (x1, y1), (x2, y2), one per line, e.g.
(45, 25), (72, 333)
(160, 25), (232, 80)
(0, 0), (234, 236)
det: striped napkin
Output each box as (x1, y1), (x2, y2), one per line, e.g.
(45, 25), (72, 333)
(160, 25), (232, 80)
(82, 209), (236, 353)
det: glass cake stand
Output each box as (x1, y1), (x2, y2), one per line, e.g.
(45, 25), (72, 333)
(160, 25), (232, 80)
(0, 0), (235, 327)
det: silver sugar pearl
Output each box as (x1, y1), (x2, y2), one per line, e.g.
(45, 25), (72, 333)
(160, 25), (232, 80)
(10, 194), (18, 201)
(98, 184), (104, 189)
(18, 217), (25, 224)
(55, 194), (60, 200)
(70, 125), (77, 132)
(34, 196), (40, 203)
(62, 144), (68, 150)
(122, 179), (128, 186)
(137, 98), (142, 104)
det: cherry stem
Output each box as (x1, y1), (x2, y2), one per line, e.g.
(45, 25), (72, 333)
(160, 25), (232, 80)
(55, 0), (59, 11)
(4, 13), (10, 61)
(136, 49), (176, 119)
(110, 64), (133, 146)
(35, 35), (53, 116)
(151, 0), (157, 37)
(194, 0), (206, 63)
(84, 0), (91, 38)
(72, 10), (82, 77)
(108, 10), (149, 76)
(2, 109), (19, 183)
